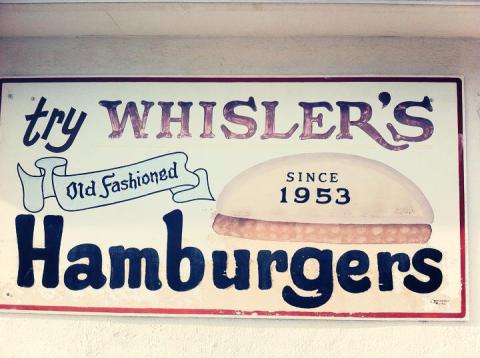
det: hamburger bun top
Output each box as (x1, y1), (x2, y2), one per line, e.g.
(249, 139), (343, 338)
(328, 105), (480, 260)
(216, 153), (433, 225)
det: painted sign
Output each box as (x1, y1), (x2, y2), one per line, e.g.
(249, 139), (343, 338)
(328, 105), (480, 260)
(0, 77), (466, 319)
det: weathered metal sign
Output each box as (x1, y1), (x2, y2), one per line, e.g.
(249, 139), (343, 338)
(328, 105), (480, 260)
(0, 77), (466, 319)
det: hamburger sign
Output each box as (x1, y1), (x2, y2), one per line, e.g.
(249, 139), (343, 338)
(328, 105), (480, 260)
(0, 77), (466, 319)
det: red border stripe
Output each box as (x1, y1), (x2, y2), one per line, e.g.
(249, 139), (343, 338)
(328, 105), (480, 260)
(0, 304), (467, 318)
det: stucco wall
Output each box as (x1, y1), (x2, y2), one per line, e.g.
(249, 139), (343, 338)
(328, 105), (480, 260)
(0, 36), (479, 357)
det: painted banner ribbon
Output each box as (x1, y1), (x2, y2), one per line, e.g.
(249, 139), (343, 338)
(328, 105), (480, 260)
(17, 152), (214, 213)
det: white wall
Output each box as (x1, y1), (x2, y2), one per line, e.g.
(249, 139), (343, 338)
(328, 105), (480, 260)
(0, 36), (479, 357)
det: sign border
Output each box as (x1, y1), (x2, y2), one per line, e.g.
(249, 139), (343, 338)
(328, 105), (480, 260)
(0, 76), (466, 319)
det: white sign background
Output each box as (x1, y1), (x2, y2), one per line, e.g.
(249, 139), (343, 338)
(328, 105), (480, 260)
(0, 77), (466, 319)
